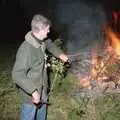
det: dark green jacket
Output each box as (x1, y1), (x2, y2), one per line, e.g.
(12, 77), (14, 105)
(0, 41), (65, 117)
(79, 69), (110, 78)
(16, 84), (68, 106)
(12, 31), (63, 104)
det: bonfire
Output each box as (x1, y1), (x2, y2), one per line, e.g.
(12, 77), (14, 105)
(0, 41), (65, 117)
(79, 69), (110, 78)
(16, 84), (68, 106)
(80, 26), (120, 92)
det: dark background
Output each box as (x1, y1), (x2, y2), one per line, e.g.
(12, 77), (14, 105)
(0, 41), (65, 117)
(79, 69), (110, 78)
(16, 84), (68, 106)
(0, 0), (53, 43)
(0, 0), (120, 44)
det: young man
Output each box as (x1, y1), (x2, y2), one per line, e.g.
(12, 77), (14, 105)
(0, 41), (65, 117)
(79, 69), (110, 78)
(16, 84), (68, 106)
(12, 14), (68, 120)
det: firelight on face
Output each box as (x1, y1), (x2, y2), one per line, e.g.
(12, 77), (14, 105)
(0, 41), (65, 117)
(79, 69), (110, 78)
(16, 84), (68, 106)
(35, 25), (50, 40)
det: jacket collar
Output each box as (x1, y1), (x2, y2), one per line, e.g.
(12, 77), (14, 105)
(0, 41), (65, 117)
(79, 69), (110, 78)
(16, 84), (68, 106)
(25, 31), (41, 48)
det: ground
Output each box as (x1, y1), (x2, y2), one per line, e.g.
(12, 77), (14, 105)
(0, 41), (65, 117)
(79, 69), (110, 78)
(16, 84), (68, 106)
(1, 44), (120, 120)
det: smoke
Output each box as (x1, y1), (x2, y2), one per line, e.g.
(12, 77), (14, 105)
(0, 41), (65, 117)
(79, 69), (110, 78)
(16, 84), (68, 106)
(56, 0), (106, 53)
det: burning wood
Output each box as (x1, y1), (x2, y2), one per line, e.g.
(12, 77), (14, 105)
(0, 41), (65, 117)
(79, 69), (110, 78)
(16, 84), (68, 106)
(80, 26), (120, 91)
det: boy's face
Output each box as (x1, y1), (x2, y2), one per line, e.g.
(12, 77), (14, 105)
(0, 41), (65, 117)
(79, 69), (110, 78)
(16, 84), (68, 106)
(34, 25), (50, 40)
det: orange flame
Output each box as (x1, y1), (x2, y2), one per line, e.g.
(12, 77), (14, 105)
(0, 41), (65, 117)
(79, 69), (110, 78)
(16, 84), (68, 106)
(105, 27), (120, 56)
(90, 48), (98, 79)
(80, 25), (120, 89)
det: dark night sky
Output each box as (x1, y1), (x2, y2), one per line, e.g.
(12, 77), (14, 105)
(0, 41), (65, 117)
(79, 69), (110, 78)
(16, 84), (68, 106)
(0, 0), (120, 44)
(0, 0), (54, 43)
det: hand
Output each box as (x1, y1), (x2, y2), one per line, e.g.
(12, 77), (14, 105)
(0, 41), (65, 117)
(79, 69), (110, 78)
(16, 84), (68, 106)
(32, 90), (40, 104)
(59, 54), (68, 62)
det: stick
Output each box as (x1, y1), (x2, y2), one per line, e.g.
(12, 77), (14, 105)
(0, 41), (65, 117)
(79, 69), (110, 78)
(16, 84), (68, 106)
(68, 52), (82, 57)
(47, 70), (59, 99)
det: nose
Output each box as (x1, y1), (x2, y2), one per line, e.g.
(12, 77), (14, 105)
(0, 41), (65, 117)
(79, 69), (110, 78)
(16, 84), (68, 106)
(47, 29), (50, 33)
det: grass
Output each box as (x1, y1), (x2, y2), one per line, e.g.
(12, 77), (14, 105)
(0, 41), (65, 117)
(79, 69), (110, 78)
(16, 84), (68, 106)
(1, 44), (120, 120)
(0, 44), (20, 120)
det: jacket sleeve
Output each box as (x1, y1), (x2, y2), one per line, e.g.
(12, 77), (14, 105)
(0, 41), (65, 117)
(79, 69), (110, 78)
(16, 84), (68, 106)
(12, 46), (37, 95)
(45, 39), (63, 58)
